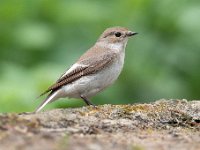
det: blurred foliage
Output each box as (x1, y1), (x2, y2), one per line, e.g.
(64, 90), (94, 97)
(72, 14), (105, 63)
(0, 0), (200, 112)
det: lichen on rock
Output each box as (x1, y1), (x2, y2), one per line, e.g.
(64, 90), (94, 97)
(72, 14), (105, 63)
(0, 99), (200, 150)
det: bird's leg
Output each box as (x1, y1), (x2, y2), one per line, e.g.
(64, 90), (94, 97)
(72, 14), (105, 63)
(80, 96), (95, 106)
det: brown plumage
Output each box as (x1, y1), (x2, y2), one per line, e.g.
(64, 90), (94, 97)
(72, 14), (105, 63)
(38, 53), (116, 97)
(36, 26), (137, 112)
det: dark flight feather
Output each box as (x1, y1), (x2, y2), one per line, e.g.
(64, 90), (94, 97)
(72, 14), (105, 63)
(38, 53), (116, 97)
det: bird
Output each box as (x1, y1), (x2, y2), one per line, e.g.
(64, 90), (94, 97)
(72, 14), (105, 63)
(35, 26), (138, 112)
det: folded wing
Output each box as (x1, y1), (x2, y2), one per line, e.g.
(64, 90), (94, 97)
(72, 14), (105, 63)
(38, 53), (116, 97)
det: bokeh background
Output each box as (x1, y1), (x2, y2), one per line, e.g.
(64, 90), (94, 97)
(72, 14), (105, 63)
(0, 0), (200, 112)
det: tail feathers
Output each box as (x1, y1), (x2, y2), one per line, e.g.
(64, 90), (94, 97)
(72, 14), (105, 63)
(35, 91), (59, 113)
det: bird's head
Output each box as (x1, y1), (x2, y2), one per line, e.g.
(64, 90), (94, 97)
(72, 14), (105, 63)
(98, 27), (138, 45)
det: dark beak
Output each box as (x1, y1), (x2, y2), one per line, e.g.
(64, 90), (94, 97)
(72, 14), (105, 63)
(127, 31), (138, 37)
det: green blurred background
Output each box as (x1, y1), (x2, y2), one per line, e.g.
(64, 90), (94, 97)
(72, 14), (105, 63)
(0, 0), (200, 112)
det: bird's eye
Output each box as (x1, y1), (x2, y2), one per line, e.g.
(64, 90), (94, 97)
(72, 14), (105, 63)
(115, 32), (121, 37)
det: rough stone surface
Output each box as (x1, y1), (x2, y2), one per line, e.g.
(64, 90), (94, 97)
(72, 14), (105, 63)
(0, 99), (200, 150)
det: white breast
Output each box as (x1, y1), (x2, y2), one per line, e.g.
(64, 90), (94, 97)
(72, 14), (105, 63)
(61, 42), (126, 99)
(61, 51), (125, 98)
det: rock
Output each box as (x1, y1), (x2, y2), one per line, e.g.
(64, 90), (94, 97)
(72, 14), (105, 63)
(0, 99), (200, 150)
